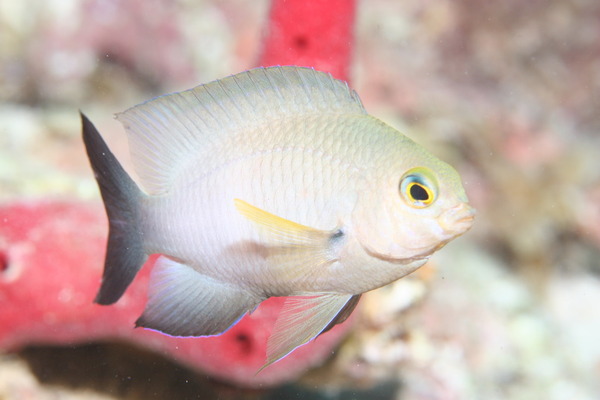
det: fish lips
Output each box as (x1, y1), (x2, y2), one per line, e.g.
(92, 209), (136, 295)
(438, 202), (476, 237)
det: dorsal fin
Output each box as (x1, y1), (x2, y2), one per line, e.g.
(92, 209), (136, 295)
(115, 66), (366, 195)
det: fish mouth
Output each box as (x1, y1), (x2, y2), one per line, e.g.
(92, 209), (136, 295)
(359, 203), (475, 265)
(439, 203), (476, 236)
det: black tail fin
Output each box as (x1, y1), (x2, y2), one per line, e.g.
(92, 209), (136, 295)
(81, 112), (148, 305)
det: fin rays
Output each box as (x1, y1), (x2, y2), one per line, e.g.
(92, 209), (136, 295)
(137, 257), (261, 337)
(262, 293), (356, 370)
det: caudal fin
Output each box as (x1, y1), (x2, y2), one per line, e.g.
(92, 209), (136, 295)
(81, 112), (148, 305)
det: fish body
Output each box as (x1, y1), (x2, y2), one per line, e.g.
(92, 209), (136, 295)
(140, 114), (429, 295)
(81, 66), (474, 368)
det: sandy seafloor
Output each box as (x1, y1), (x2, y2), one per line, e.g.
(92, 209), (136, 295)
(1, 1), (600, 399)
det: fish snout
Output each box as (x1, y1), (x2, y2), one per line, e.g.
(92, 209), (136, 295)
(439, 203), (476, 236)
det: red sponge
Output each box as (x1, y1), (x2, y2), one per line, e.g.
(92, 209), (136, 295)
(260, 0), (356, 81)
(0, 0), (358, 388)
(0, 201), (352, 387)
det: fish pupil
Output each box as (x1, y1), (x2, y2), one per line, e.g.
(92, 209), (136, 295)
(410, 183), (429, 201)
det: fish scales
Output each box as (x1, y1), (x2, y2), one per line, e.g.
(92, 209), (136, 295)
(142, 117), (364, 291)
(81, 66), (474, 369)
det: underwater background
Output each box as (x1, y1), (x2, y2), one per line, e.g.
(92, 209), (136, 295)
(1, 0), (599, 399)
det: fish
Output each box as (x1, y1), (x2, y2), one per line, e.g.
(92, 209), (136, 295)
(81, 66), (475, 370)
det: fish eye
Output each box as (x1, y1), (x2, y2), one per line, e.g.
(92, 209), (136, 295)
(399, 168), (437, 208)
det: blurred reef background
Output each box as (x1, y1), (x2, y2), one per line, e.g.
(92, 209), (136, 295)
(1, 0), (599, 399)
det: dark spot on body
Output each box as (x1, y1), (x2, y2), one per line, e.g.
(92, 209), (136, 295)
(329, 229), (344, 244)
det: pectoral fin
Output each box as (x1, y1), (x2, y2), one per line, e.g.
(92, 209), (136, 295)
(260, 293), (356, 371)
(234, 199), (343, 279)
(234, 198), (333, 244)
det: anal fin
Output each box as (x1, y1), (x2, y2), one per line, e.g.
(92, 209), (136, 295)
(261, 293), (356, 371)
(136, 256), (261, 337)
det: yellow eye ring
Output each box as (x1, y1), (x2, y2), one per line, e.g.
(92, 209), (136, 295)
(399, 168), (437, 208)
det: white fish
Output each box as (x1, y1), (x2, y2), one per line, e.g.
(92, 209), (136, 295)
(81, 66), (474, 369)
